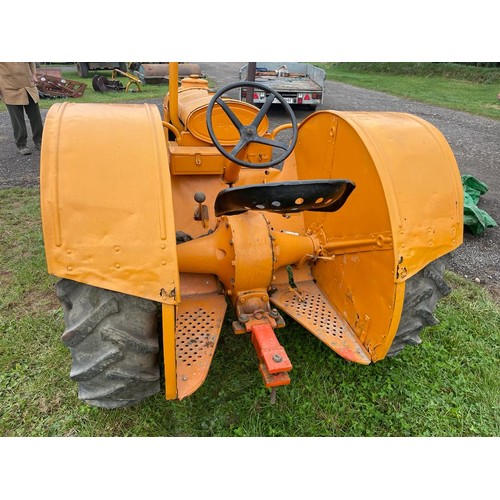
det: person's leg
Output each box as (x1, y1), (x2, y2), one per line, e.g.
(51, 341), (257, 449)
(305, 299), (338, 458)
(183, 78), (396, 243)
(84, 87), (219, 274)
(6, 104), (29, 152)
(25, 94), (44, 149)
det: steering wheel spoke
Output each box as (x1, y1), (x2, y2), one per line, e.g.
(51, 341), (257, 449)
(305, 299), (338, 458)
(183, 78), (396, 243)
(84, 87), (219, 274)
(216, 97), (244, 131)
(251, 92), (275, 129)
(231, 137), (249, 159)
(253, 135), (289, 151)
(206, 81), (298, 169)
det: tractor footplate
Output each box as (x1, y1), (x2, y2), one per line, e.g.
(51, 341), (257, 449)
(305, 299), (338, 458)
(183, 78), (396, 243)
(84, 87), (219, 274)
(270, 281), (371, 365)
(175, 293), (227, 399)
(251, 323), (292, 388)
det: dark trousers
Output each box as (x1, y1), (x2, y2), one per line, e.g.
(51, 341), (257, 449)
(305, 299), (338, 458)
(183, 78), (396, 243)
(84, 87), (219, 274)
(6, 93), (43, 149)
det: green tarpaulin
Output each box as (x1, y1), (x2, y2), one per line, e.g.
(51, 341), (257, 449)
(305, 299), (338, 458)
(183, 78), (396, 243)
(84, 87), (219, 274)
(462, 175), (498, 236)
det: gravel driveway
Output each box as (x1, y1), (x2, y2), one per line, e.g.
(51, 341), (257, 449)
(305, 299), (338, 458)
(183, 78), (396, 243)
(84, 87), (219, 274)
(1, 62), (498, 298)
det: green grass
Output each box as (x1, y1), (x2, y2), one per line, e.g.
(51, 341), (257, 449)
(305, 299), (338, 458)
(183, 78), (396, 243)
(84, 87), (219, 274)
(318, 62), (500, 120)
(50, 70), (168, 105)
(1, 188), (499, 437)
(0, 68), (169, 112)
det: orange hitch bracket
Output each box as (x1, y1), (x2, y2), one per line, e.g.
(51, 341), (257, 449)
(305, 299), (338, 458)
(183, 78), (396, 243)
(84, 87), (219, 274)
(251, 323), (292, 388)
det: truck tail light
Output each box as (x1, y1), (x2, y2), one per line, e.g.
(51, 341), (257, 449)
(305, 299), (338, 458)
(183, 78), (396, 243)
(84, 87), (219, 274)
(304, 93), (310, 101)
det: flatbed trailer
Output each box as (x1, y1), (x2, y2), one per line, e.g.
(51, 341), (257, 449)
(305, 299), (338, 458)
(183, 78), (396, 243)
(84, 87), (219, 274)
(238, 62), (325, 109)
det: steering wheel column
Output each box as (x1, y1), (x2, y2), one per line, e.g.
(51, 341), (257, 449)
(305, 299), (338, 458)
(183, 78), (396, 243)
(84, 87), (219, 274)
(206, 81), (299, 184)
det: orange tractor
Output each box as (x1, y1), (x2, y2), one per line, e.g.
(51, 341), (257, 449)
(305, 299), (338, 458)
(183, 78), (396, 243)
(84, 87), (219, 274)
(40, 63), (463, 408)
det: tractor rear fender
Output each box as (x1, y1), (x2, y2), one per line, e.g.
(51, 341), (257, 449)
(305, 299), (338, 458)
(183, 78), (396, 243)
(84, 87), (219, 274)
(294, 111), (463, 360)
(40, 102), (180, 306)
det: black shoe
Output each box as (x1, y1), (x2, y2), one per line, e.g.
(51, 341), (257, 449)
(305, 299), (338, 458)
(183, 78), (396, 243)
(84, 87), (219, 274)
(35, 143), (41, 151)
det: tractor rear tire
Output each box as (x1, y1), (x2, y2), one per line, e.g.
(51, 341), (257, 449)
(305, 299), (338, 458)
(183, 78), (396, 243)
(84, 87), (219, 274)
(387, 255), (451, 357)
(56, 279), (161, 409)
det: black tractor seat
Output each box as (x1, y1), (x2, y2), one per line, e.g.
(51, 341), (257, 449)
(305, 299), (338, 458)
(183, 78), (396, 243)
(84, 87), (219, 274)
(214, 179), (355, 217)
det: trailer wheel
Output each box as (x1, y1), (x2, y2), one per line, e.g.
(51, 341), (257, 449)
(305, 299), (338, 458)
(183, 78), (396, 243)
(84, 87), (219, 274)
(77, 63), (89, 78)
(387, 255), (451, 357)
(56, 279), (161, 408)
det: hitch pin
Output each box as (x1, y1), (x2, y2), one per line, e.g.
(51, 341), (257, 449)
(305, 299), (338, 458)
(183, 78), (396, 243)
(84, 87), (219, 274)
(270, 387), (277, 404)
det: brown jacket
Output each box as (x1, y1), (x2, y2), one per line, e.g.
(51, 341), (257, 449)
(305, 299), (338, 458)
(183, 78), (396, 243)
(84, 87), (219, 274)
(0, 62), (40, 105)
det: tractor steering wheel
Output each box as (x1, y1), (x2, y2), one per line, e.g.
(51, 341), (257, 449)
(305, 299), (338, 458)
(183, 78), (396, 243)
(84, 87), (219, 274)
(206, 81), (298, 169)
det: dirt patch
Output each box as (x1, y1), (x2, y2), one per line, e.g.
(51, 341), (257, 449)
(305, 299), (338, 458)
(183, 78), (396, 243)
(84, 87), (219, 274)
(21, 287), (61, 316)
(0, 269), (14, 287)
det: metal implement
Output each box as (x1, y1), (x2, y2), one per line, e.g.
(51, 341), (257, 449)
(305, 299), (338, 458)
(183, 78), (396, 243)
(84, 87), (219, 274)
(36, 74), (86, 98)
(112, 68), (142, 92)
(36, 67), (62, 79)
(92, 69), (142, 93)
(130, 63), (203, 84)
(92, 75), (124, 92)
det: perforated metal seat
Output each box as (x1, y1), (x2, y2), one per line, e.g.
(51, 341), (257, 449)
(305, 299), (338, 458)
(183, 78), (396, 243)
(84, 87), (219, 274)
(214, 179), (355, 217)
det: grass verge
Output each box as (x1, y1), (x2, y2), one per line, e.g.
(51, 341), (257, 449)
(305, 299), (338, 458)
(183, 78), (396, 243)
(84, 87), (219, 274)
(319, 62), (500, 120)
(1, 187), (499, 437)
